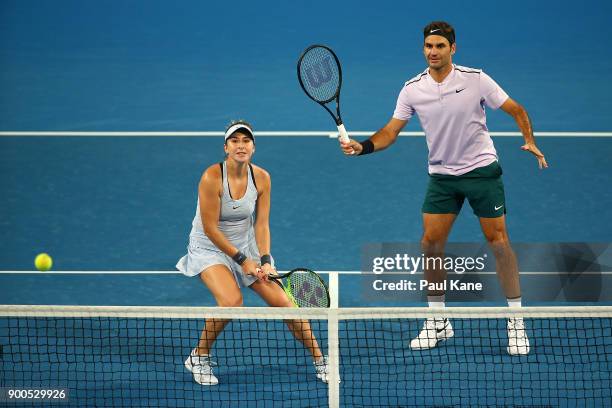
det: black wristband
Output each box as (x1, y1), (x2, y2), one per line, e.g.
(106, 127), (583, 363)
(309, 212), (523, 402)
(260, 254), (272, 266)
(359, 139), (375, 155)
(232, 251), (247, 265)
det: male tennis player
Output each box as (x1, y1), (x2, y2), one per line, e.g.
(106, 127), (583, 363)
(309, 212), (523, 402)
(177, 121), (330, 384)
(341, 21), (548, 355)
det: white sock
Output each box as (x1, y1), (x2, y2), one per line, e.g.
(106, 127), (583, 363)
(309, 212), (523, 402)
(507, 297), (522, 308)
(507, 297), (523, 322)
(190, 350), (210, 364)
(427, 294), (445, 309)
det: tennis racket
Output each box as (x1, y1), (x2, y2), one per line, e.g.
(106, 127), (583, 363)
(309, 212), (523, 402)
(297, 44), (349, 143)
(269, 268), (330, 308)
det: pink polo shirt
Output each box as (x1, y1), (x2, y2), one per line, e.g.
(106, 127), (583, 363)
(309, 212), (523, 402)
(393, 64), (509, 175)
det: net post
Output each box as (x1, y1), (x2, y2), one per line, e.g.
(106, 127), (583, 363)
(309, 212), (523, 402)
(328, 271), (340, 408)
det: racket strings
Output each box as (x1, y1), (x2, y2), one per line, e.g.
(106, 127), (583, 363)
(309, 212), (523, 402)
(299, 47), (340, 103)
(288, 271), (329, 308)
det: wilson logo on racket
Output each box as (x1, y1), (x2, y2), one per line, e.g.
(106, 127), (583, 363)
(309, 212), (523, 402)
(297, 44), (351, 143)
(305, 57), (334, 88)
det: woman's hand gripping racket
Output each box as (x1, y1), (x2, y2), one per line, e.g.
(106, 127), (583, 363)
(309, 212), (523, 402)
(297, 45), (350, 145)
(269, 268), (330, 308)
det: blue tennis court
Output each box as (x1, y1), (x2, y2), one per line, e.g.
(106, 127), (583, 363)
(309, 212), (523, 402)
(1, 0), (611, 406)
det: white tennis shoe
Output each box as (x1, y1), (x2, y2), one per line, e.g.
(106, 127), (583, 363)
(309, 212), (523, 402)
(314, 355), (340, 383)
(507, 317), (530, 355)
(410, 318), (454, 350)
(184, 350), (218, 385)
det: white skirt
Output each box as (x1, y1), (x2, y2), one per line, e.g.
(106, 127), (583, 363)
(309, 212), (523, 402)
(176, 238), (269, 288)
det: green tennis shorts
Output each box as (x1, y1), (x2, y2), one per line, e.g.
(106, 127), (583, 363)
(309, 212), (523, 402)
(422, 161), (506, 218)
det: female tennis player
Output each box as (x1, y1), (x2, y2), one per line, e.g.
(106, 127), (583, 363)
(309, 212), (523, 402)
(176, 120), (330, 385)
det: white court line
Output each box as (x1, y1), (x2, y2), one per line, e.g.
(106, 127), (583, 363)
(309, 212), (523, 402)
(1, 131), (612, 137)
(1, 270), (611, 275)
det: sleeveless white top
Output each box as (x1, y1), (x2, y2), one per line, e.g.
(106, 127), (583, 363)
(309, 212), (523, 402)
(189, 161), (258, 252)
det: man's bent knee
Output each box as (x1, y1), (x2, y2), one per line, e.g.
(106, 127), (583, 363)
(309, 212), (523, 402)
(487, 235), (514, 259)
(484, 226), (509, 246)
(421, 235), (446, 253)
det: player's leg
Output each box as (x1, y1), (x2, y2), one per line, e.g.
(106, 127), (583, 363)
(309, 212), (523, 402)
(465, 161), (529, 355)
(412, 175), (463, 350)
(410, 213), (457, 350)
(422, 213), (457, 297)
(243, 243), (324, 362)
(250, 280), (323, 360)
(186, 264), (243, 385)
(479, 216), (529, 355)
(250, 280), (332, 382)
(421, 175), (463, 297)
(197, 264), (243, 353)
(479, 215), (520, 299)
(242, 243), (325, 362)
(462, 162), (517, 296)
(464, 162), (522, 299)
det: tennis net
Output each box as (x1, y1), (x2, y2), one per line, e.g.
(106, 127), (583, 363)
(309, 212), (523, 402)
(0, 305), (610, 407)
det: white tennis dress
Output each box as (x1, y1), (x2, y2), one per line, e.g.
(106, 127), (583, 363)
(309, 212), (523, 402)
(176, 161), (262, 287)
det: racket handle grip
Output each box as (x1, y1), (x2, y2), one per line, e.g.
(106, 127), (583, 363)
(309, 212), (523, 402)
(337, 124), (349, 143)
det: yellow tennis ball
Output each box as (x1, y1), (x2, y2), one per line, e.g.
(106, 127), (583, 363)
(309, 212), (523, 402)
(34, 253), (53, 271)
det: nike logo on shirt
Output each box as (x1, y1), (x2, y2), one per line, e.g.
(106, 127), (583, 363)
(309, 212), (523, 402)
(456, 88), (466, 93)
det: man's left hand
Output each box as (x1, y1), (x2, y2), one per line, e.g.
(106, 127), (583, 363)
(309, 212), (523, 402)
(521, 143), (548, 169)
